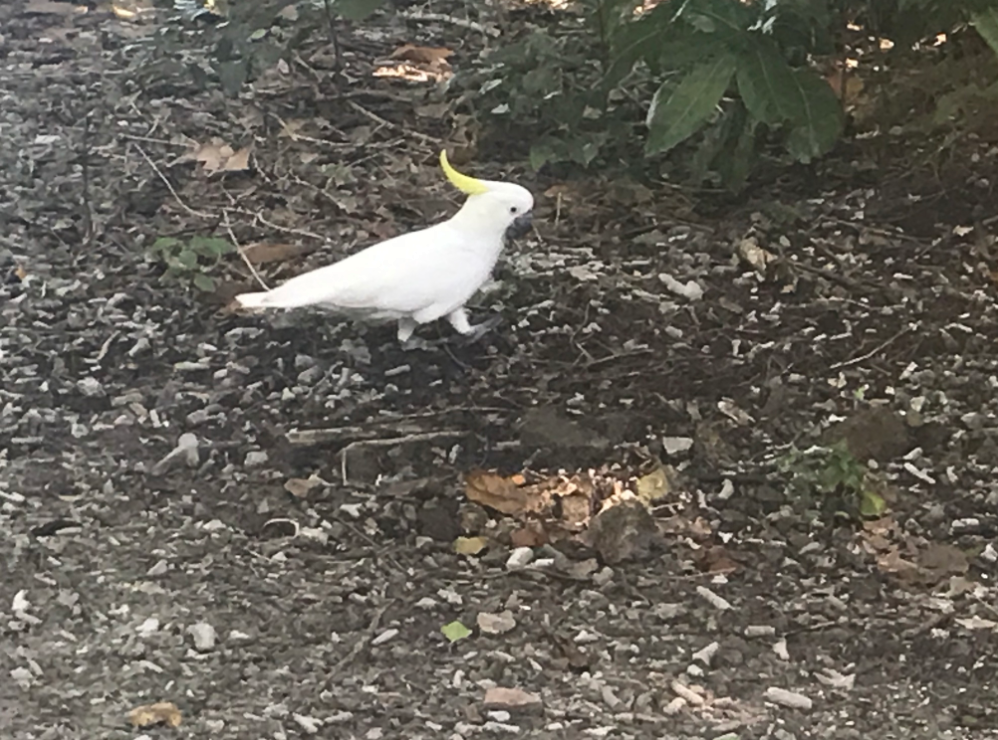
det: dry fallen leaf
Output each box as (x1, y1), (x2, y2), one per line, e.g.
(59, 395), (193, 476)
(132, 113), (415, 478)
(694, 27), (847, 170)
(284, 476), (322, 498)
(454, 536), (489, 556)
(634, 464), (676, 506)
(510, 521), (548, 548)
(477, 610), (516, 635)
(25, 0), (85, 15)
(129, 702), (182, 728)
(182, 139), (253, 174)
(242, 242), (306, 266)
(464, 470), (550, 516)
(391, 44), (453, 67)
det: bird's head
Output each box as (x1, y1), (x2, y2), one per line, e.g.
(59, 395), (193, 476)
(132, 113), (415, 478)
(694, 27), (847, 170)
(440, 150), (534, 241)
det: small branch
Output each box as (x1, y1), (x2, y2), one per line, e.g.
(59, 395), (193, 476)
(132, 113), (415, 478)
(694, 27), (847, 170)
(133, 143), (212, 219)
(829, 327), (910, 370)
(222, 210), (269, 291)
(338, 431), (467, 484)
(346, 100), (442, 144)
(322, 0), (344, 73)
(79, 110), (94, 247)
(398, 10), (498, 36)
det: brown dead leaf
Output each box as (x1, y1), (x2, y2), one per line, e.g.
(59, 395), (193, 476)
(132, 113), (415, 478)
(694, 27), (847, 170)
(454, 536), (489, 555)
(391, 44), (453, 68)
(634, 464), (676, 506)
(223, 147), (252, 172)
(242, 242), (305, 265)
(184, 139), (252, 174)
(510, 521), (548, 548)
(25, 0), (85, 15)
(557, 489), (591, 529)
(917, 542), (969, 578)
(483, 686), (544, 712)
(284, 476), (322, 498)
(693, 545), (740, 574)
(129, 702), (182, 728)
(415, 102), (451, 119)
(876, 546), (920, 578)
(465, 470), (550, 516)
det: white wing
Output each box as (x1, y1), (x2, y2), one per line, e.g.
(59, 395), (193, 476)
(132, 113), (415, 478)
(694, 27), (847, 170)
(236, 221), (499, 320)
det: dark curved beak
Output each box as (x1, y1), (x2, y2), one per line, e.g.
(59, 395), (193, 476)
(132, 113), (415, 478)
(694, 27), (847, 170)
(505, 212), (533, 241)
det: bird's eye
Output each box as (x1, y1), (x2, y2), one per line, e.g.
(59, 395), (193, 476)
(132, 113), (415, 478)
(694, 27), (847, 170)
(510, 206), (519, 215)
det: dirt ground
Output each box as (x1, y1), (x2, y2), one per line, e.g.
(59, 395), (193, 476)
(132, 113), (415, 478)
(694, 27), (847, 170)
(3, 2), (998, 739)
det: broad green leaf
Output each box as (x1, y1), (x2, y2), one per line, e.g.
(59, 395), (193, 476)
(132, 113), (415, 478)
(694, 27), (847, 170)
(859, 489), (886, 519)
(529, 142), (556, 170)
(681, 0), (756, 32)
(785, 70), (843, 162)
(335, 0), (384, 21)
(645, 54), (737, 155)
(151, 236), (180, 252)
(972, 8), (998, 56)
(441, 620), (472, 643)
(218, 60), (249, 97)
(736, 43), (842, 161)
(190, 236), (233, 257)
(192, 273), (216, 292)
(735, 43), (799, 125)
(176, 249), (199, 270)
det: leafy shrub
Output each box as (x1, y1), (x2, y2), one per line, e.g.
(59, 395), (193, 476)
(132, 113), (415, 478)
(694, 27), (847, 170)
(150, 235), (234, 292)
(461, 0), (998, 187)
(778, 442), (887, 522)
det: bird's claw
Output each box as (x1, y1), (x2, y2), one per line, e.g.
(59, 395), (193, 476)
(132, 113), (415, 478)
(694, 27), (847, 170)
(459, 314), (503, 343)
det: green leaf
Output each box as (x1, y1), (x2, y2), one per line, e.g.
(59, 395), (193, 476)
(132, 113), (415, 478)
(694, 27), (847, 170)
(190, 236), (233, 257)
(151, 236), (180, 252)
(218, 59), (249, 97)
(859, 489), (886, 519)
(736, 43), (842, 161)
(735, 43), (799, 125)
(645, 53), (737, 155)
(192, 273), (216, 292)
(785, 70), (843, 162)
(529, 142), (557, 170)
(176, 249), (199, 270)
(973, 8), (998, 56)
(441, 620), (472, 643)
(334, 0), (384, 21)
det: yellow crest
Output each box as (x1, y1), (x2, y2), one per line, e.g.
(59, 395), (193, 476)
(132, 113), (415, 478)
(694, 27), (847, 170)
(440, 150), (489, 196)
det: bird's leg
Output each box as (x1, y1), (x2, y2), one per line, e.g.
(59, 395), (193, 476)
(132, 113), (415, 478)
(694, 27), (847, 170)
(446, 308), (473, 335)
(397, 317), (417, 343)
(447, 308), (502, 342)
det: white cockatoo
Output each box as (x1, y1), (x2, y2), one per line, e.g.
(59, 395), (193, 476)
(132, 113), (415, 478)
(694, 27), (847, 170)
(234, 151), (534, 343)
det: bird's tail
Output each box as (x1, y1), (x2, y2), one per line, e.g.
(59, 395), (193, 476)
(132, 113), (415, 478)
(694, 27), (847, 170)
(235, 290), (281, 309)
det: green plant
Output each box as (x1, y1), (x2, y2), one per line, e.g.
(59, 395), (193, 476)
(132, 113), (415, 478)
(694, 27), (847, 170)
(222, 0), (387, 94)
(778, 441), (887, 521)
(461, 0), (998, 188)
(149, 235), (234, 292)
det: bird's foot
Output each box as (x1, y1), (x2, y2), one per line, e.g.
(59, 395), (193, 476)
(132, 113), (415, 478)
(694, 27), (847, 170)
(458, 314), (503, 343)
(400, 336), (435, 351)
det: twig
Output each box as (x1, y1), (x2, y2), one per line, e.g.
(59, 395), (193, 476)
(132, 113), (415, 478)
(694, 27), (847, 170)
(119, 133), (191, 147)
(339, 431), (467, 484)
(133, 143), (212, 219)
(331, 601), (394, 672)
(346, 100), (442, 144)
(321, 0), (344, 73)
(828, 326), (910, 370)
(227, 208), (326, 242)
(222, 210), (269, 291)
(398, 10), (498, 36)
(79, 110), (94, 247)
